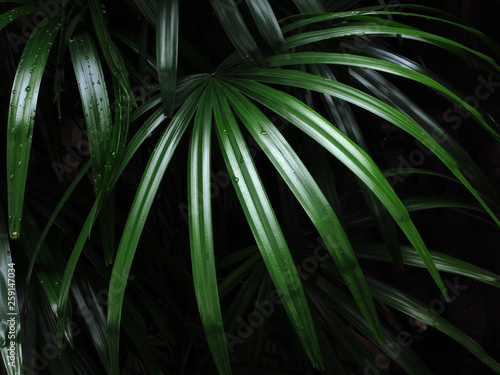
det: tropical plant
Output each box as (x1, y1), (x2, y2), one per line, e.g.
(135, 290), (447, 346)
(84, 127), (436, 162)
(1, 0), (500, 374)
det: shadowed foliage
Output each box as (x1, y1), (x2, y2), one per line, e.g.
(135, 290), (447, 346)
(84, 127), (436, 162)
(1, 0), (500, 374)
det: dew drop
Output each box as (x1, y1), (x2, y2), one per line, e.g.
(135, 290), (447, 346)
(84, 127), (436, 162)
(12, 90), (16, 94)
(25, 86), (31, 92)
(9, 174), (14, 180)
(260, 129), (268, 135)
(234, 177), (239, 183)
(85, 56), (89, 60)
(17, 161), (22, 167)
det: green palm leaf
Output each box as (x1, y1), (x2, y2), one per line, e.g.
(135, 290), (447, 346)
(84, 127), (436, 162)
(355, 242), (500, 288)
(265, 52), (500, 139)
(209, 0), (263, 64)
(350, 67), (500, 204)
(188, 85), (231, 374)
(107, 83), (205, 374)
(6, 17), (60, 238)
(1, 2), (499, 374)
(220, 82), (383, 341)
(212, 83), (323, 369)
(309, 63), (403, 268)
(69, 31), (113, 198)
(156, 0), (179, 115)
(245, 0), (287, 54)
(225, 76), (451, 300)
(285, 25), (500, 71)
(292, 0), (325, 13)
(232, 69), (500, 226)
(89, 0), (134, 103)
(0, 4), (40, 31)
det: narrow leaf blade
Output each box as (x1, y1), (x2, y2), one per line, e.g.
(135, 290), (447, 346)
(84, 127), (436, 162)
(107, 86), (203, 375)
(226, 76), (450, 300)
(188, 86), (231, 374)
(7, 17), (60, 238)
(222, 83), (384, 342)
(209, 0), (263, 64)
(156, 0), (179, 115)
(69, 31), (113, 197)
(212, 85), (323, 369)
